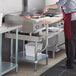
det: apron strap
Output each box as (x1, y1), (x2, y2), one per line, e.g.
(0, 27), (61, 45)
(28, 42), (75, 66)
(61, 8), (72, 39)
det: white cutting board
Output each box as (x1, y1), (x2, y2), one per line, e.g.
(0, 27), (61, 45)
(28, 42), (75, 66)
(34, 16), (63, 24)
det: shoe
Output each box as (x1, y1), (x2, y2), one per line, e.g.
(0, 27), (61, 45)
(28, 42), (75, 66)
(74, 59), (76, 64)
(60, 64), (73, 69)
(67, 65), (73, 69)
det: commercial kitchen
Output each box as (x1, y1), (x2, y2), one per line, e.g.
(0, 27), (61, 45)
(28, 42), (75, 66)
(0, 0), (67, 76)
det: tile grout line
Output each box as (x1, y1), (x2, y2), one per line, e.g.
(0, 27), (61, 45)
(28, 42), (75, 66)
(58, 70), (66, 76)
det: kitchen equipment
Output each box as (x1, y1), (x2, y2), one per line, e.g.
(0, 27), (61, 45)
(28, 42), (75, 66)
(4, 14), (45, 33)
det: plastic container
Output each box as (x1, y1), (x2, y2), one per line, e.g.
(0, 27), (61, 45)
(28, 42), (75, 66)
(25, 42), (42, 57)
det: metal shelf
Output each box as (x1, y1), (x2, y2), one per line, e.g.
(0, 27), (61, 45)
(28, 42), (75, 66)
(0, 62), (17, 76)
(13, 51), (48, 71)
(16, 51), (48, 63)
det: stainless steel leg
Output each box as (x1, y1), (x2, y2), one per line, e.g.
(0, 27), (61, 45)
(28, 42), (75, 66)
(53, 51), (55, 58)
(0, 34), (2, 75)
(35, 42), (38, 71)
(15, 28), (18, 72)
(0, 34), (2, 62)
(11, 39), (13, 63)
(23, 40), (25, 58)
(35, 62), (37, 71)
(46, 24), (48, 65)
(46, 48), (48, 65)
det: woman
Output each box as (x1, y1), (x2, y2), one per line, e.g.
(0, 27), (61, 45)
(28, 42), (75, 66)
(44, 0), (76, 69)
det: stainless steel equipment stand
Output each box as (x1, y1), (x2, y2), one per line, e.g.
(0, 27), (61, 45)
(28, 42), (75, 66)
(5, 23), (63, 71)
(0, 25), (22, 76)
(5, 24), (49, 71)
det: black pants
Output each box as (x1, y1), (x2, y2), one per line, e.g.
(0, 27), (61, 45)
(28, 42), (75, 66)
(65, 20), (76, 65)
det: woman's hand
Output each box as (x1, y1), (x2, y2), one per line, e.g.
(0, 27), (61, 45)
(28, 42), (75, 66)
(40, 6), (49, 16)
(43, 6), (49, 13)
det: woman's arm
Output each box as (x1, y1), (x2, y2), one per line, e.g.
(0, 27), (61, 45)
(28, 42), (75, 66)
(44, 0), (68, 13)
(43, 4), (59, 13)
(46, 4), (59, 10)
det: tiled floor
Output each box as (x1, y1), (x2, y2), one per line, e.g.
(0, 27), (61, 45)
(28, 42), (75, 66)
(4, 50), (66, 76)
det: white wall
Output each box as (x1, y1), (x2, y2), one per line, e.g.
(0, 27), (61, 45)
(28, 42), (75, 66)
(0, 0), (59, 14)
(0, 0), (22, 15)
(28, 0), (45, 12)
(46, 0), (59, 5)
